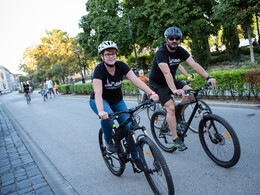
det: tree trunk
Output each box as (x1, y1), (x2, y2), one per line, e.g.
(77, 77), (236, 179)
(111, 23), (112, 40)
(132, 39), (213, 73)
(247, 24), (255, 63)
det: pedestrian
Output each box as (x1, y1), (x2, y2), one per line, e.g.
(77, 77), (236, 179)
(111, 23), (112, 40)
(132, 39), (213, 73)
(46, 77), (55, 98)
(89, 41), (159, 171)
(68, 75), (73, 84)
(138, 69), (149, 102)
(252, 38), (258, 47)
(54, 82), (60, 95)
(215, 43), (219, 51)
(149, 26), (216, 151)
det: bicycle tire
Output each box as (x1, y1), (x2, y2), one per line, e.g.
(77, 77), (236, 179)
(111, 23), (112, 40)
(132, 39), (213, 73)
(199, 114), (241, 168)
(137, 137), (174, 195)
(26, 94), (30, 104)
(183, 100), (212, 133)
(98, 128), (125, 176)
(150, 110), (176, 153)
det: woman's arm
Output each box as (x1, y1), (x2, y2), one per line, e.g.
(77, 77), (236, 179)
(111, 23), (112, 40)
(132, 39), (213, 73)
(126, 70), (159, 101)
(93, 79), (108, 119)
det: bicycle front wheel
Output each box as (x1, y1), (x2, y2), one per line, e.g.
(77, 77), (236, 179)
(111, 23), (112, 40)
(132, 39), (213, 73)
(183, 100), (212, 133)
(137, 137), (174, 195)
(150, 110), (176, 153)
(199, 114), (241, 168)
(98, 128), (125, 176)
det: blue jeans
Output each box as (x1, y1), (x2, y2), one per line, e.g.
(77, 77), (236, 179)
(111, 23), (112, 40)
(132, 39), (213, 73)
(89, 99), (138, 159)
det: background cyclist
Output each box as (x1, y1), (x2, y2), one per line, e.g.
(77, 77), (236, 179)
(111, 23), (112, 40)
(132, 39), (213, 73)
(149, 26), (216, 151)
(23, 81), (31, 101)
(89, 41), (159, 170)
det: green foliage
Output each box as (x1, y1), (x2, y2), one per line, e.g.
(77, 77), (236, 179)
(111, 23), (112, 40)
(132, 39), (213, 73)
(21, 29), (81, 83)
(18, 76), (27, 83)
(59, 84), (70, 94)
(122, 80), (138, 95)
(59, 83), (93, 95)
(126, 53), (155, 71)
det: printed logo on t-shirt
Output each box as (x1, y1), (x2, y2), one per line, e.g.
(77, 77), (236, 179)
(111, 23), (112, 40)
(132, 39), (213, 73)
(104, 79), (122, 89)
(169, 57), (181, 66)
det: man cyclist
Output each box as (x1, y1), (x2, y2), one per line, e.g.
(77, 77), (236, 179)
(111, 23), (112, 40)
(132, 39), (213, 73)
(89, 41), (159, 170)
(46, 77), (55, 98)
(23, 81), (31, 101)
(149, 27), (216, 151)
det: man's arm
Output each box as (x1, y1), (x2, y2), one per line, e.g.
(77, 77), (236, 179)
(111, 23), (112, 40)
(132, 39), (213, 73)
(186, 56), (216, 88)
(158, 62), (185, 97)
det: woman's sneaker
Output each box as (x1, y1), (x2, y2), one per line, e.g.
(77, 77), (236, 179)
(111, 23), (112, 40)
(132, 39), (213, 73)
(105, 140), (117, 154)
(173, 137), (188, 151)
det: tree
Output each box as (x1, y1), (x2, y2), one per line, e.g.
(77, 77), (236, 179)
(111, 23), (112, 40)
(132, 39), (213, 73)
(20, 29), (81, 81)
(78, 0), (132, 59)
(214, 0), (260, 62)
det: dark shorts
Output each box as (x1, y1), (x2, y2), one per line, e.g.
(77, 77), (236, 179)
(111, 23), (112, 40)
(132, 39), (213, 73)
(150, 80), (186, 105)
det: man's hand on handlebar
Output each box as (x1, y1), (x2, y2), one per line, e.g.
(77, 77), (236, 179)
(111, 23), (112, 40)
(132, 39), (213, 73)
(173, 89), (186, 98)
(208, 78), (216, 88)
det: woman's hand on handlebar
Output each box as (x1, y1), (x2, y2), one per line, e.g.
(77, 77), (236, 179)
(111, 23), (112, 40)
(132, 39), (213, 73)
(99, 111), (109, 120)
(150, 93), (159, 102)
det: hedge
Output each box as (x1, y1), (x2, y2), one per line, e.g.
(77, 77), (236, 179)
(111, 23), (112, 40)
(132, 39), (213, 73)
(59, 69), (260, 100)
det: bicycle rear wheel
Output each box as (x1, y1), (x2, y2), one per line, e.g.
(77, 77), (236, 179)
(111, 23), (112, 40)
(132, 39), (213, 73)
(183, 100), (212, 133)
(150, 110), (176, 153)
(98, 128), (125, 176)
(199, 114), (241, 168)
(137, 137), (174, 195)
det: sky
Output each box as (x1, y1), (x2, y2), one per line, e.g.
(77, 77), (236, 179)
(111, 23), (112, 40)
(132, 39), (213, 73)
(0, 0), (87, 74)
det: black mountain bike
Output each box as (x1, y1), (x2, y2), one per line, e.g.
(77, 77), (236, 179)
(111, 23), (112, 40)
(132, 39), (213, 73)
(25, 93), (30, 104)
(98, 100), (174, 194)
(150, 83), (241, 168)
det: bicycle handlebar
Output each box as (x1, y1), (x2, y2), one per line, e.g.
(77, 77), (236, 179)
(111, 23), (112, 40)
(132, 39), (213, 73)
(107, 100), (154, 120)
(172, 82), (212, 96)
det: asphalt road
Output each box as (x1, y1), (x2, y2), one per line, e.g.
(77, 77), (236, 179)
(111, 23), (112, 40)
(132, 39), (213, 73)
(1, 91), (260, 195)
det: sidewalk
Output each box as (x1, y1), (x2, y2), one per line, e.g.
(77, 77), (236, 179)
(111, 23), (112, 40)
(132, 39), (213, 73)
(0, 105), (54, 195)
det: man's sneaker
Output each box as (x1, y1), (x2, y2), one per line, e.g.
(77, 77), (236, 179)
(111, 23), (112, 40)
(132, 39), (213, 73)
(173, 137), (188, 151)
(105, 140), (117, 154)
(133, 158), (144, 171)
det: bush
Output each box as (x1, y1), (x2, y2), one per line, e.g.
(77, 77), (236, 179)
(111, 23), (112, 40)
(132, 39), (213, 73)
(59, 84), (70, 94)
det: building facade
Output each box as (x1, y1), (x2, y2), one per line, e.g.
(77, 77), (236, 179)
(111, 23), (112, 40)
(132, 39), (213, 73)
(0, 65), (19, 93)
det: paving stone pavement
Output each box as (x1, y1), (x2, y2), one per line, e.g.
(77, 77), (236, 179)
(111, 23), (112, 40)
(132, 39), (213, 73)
(0, 106), (54, 195)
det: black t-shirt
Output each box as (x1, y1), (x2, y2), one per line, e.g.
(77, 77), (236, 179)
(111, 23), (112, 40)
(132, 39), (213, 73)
(23, 84), (30, 92)
(90, 61), (131, 104)
(149, 44), (190, 85)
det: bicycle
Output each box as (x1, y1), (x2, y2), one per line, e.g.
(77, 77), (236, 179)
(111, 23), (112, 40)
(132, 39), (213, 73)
(150, 83), (241, 168)
(147, 74), (196, 121)
(98, 100), (174, 194)
(25, 93), (31, 104)
(137, 91), (149, 104)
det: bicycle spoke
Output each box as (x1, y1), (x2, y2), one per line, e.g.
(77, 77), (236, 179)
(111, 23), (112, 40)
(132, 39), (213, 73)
(199, 114), (240, 168)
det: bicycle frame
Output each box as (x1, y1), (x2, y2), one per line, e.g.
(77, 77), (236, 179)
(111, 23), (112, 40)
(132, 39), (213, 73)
(114, 112), (149, 163)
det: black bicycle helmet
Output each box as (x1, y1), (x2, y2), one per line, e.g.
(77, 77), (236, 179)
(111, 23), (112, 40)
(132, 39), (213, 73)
(164, 27), (182, 38)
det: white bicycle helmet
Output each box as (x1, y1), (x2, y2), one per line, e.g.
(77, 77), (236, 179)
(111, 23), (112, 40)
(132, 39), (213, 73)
(98, 41), (118, 54)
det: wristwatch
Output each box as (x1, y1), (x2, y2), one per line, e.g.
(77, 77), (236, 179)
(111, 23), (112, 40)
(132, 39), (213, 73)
(207, 75), (212, 80)
(149, 92), (156, 96)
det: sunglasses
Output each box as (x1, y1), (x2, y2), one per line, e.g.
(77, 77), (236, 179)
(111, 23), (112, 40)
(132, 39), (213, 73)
(168, 36), (180, 41)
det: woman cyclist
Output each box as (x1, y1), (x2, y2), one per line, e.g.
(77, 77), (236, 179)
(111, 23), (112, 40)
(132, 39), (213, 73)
(89, 41), (159, 170)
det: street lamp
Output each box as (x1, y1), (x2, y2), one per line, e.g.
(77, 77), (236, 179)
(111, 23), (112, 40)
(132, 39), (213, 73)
(75, 45), (85, 83)
(127, 13), (140, 76)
